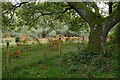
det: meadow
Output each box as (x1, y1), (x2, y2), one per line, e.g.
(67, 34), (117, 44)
(2, 39), (119, 78)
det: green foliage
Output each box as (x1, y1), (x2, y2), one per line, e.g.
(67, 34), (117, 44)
(60, 44), (117, 77)
(16, 3), (38, 27)
(2, 15), (11, 27)
(2, 2), (13, 10)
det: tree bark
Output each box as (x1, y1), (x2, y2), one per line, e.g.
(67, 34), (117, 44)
(86, 23), (107, 56)
(116, 22), (120, 46)
(118, 26), (120, 45)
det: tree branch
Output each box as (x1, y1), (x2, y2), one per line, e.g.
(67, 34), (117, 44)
(109, 2), (113, 14)
(2, 2), (29, 21)
(33, 12), (54, 22)
(9, 8), (15, 21)
(2, 2), (28, 15)
(105, 2), (120, 34)
(67, 2), (97, 25)
(33, 7), (72, 22)
(56, 7), (72, 19)
(89, 2), (99, 14)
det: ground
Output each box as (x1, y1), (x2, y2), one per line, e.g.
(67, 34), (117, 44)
(2, 41), (119, 78)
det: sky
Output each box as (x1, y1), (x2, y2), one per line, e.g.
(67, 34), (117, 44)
(97, 2), (109, 16)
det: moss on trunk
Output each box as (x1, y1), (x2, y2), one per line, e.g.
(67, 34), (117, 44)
(86, 23), (107, 56)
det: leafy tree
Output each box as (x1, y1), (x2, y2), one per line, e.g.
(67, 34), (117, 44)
(67, 2), (120, 56)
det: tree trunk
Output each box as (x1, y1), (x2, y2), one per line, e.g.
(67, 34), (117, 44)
(87, 24), (107, 56)
(116, 23), (120, 46)
(118, 26), (120, 45)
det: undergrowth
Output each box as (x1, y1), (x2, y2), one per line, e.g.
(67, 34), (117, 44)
(60, 44), (118, 78)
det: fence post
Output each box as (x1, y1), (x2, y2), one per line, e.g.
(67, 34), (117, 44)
(82, 36), (84, 46)
(59, 37), (61, 54)
(6, 42), (9, 70)
(15, 36), (20, 46)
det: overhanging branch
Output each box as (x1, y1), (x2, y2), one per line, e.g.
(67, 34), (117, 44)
(105, 2), (120, 34)
(2, 2), (29, 21)
(33, 12), (54, 22)
(67, 2), (97, 24)
(33, 7), (72, 22)
(56, 7), (72, 19)
(2, 2), (28, 15)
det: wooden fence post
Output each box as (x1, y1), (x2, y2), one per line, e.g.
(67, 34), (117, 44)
(6, 42), (9, 70)
(59, 37), (61, 54)
(82, 36), (84, 46)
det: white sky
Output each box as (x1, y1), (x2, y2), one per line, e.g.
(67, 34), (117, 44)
(97, 2), (109, 16)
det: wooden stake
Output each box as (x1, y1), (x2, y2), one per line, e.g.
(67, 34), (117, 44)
(82, 36), (84, 46)
(6, 42), (9, 70)
(77, 37), (80, 43)
(59, 37), (61, 54)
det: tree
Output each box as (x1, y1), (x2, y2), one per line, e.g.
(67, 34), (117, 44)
(68, 2), (120, 56)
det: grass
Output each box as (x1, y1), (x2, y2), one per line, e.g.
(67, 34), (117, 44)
(2, 42), (119, 78)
